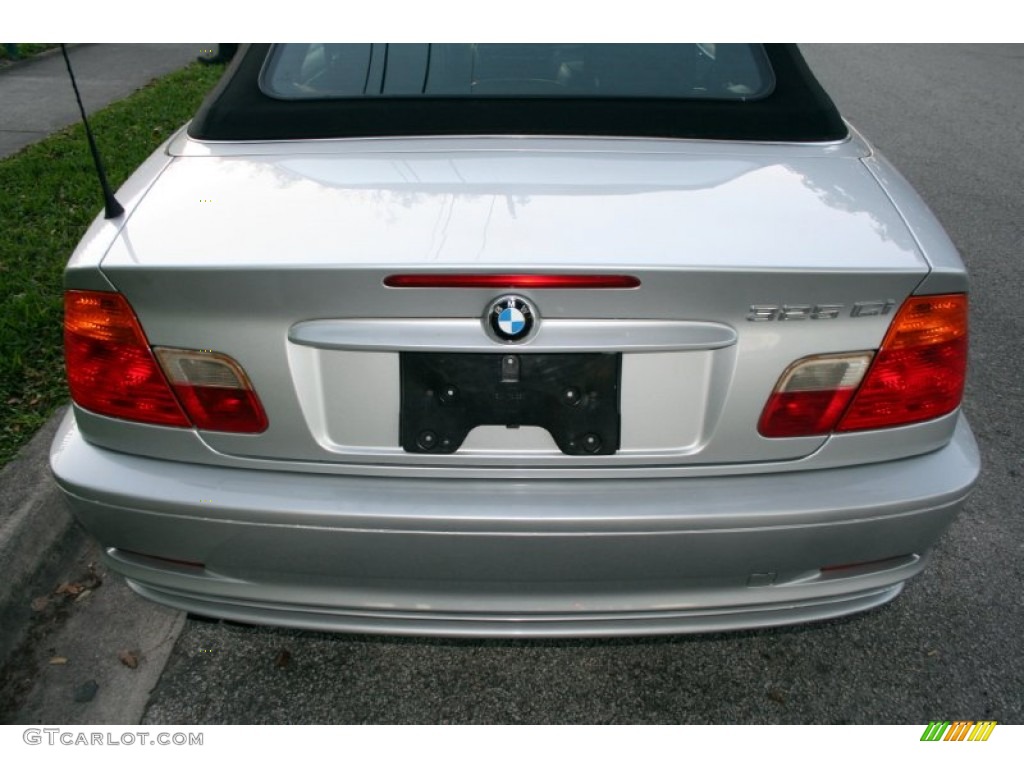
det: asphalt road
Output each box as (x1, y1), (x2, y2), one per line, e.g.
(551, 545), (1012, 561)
(129, 44), (1024, 725)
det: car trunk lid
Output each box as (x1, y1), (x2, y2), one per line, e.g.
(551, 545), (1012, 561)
(97, 137), (929, 469)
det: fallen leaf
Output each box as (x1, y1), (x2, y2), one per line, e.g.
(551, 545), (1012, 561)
(273, 649), (291, 668)
(73, 589), (93, 603)
(927, 649), (940, 657)
(31, 596), (49, 612)
(117, 650), (140, 669)
(49, 656), (68, 665)
(82, 567), (103, 590)
(55, 582), (84, 596)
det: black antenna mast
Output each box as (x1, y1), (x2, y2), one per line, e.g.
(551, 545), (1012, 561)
(60, 44), (124, 219)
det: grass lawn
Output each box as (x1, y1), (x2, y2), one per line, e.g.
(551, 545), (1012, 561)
(0, 61), (225, 466)
(0, 44), (59, 62)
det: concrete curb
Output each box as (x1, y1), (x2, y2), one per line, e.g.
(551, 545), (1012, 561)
(0, 407), (189, 724)
(0, 407), (79, 665)
(8, 535), (187, 725)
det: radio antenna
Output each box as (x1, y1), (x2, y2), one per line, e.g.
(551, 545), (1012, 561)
(60, 44), (124, 219)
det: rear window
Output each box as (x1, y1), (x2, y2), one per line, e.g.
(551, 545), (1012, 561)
(190, 44), (847, 143)
(260, 44), (774, 101)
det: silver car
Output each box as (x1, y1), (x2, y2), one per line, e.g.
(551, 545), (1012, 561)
(50, 44), (979, 637)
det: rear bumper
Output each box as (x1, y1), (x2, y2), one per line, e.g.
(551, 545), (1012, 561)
(50, 411), (979, 637)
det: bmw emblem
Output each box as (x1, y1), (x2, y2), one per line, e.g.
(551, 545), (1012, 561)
(486, 296), (537, 343)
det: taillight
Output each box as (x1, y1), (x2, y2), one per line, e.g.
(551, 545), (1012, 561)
(837, 294), (967, 431)
(64, 290), (267, 433)
(154, 348), (268, 433)
(758, 353), (874, 438)
(758, 293), (968, 437)
(65, 290), (190, 427)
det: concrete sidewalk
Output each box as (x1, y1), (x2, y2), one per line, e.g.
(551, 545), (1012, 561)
(0, 43), (203, 159)
(0, 43), (209, 719)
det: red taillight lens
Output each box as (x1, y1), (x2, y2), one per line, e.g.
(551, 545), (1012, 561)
(837, 294), (967, 431)
(758, 293), (968, 438)
(64, 290), (190, 427)
(64, 291), (267, 433)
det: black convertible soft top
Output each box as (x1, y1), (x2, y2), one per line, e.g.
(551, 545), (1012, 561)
(189, 44), (847, 143)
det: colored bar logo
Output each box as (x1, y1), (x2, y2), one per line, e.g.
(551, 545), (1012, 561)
(921, 721), (997, 741)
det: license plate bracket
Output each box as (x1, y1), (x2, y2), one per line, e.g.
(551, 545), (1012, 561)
(400, 353), (620, 455)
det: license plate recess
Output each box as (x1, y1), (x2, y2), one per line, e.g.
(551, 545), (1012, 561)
(400, 353), (620, 455)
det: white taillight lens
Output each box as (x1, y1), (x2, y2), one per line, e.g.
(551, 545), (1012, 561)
(758, 353), (874, 438)
(154, 348), (268, 433)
